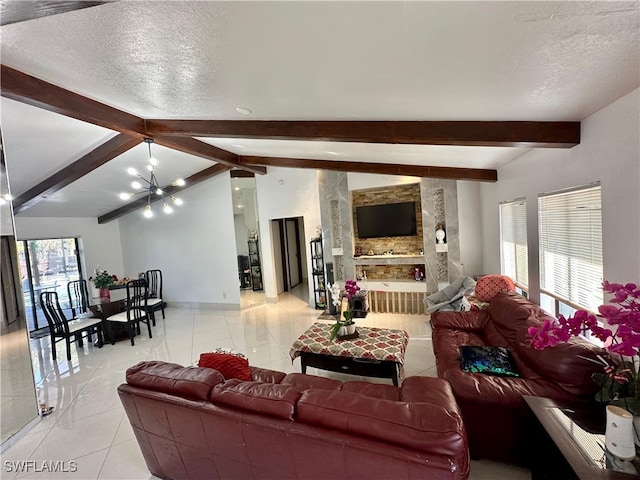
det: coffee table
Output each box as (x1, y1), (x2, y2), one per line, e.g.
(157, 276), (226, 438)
(290, 322), (409, 386)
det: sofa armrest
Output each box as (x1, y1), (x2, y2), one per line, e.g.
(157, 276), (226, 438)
(431, 310), (489, 331)
(125, 361), (224, 401)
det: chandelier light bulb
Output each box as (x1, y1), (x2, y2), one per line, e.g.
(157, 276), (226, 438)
(119, 192), (132, 200)
(173, 178), (186, 187)
(0, 197), (5, 205)
(131, 181), (142, 189)
(163, 203), (173, 214)
(155, 188), (163, 195)
(146, 164), (154, 172)
(143, 205), (153, 218)
(149, 156), (158, 166)
(127, 167), (138, 176)
(172, 196), (183, 206)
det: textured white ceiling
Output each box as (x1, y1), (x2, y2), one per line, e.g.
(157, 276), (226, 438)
(1, 1), (638, 217)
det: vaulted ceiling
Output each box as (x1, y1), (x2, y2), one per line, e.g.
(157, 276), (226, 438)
(1, 1), (638, 222)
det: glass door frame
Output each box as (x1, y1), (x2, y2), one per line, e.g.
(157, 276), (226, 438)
(19, 237), (84, 331)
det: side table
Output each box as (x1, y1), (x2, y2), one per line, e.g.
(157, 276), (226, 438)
(524, 396), (640, 479)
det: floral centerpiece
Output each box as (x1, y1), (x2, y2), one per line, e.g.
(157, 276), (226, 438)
(90, 270), (116, 289)
(328, 280), (361, 340)
(529, 281), (640, 414)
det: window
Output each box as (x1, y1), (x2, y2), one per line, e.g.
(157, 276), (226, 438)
(499, 199), (528, 288)
(538, 184), (602, 311)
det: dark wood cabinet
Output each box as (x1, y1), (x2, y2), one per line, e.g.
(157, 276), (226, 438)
(248, 238), (263, 291)
(310, 238), (325, 309)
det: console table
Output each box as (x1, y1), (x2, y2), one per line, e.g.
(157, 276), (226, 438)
(525, 396), (640, 479)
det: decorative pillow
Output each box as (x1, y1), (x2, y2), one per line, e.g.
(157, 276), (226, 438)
(459, 345), (520, 377)
(475, 275), (515, 302)
(198, 352), (251, 381)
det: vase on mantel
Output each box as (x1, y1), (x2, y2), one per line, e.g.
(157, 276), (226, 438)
(99, 288), (110, 301)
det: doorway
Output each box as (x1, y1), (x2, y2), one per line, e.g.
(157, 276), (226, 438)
(230, 173), (265, 307)
(16, 238), (83, 334)
(271, 217), (307, 299)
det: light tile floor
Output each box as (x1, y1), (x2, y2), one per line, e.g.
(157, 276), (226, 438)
(1, 289), (530, 479)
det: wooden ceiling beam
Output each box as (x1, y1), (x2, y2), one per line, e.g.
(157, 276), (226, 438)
(1, 64), (147, 137)
(146, 120), (580, 148)
(98, 164), (231, 224)
(13, 134), (141, 215)
(154, 136), (266, 175)
(240, 156), (497, 182)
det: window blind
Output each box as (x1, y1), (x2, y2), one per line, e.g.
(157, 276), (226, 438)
(499, 199), (528, 287)
(538, 184), (603, 311)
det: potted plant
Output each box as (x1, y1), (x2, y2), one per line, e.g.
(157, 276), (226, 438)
(90, 269), (115, 300)
(528, 281), (640, 428)
(328, 280), (360, 340)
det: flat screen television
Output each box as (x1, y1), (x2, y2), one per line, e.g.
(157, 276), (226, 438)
(356, 201), (417, 238)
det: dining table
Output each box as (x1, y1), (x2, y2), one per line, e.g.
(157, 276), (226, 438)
(89, 289), (128, 344)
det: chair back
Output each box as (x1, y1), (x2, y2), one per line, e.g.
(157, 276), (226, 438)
(67, 279), (90, 317)
(40, 291), (69, 335)
(126, 279), (148, 321)
(145, 269), (163, 300)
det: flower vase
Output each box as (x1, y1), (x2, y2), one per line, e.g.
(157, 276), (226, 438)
(606, 405), (636, 460)
(99, 288), (111, 301)
(346, 323), (356, 335)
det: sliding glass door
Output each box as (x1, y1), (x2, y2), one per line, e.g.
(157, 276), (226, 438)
(16, 238), (83, 333)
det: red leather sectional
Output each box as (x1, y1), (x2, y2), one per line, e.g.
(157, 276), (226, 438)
(431, 292), (606, 465)
(119, 361), (470, 479)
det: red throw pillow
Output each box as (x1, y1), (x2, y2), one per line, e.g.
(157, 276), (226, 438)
(198, 353), (251, 381)
(475, 275), (515, 302)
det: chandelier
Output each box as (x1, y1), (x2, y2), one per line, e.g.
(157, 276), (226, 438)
(119, 138), (185, 218)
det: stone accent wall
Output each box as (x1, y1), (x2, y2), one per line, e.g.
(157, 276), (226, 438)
(356, 264), (419, 280)
(352, 183), (423, 256)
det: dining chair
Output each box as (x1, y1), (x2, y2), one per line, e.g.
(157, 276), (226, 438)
(105, 278), (152, 346)
(40, 291), (104, 361)
(67, 279), (96, 319)
(145, 269), (164, 325)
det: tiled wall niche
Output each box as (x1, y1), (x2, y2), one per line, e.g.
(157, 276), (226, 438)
(351, 183), (423, 256)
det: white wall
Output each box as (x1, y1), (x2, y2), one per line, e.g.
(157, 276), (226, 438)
(255, 167), (322, 305)
(119, 173), (240, 307)
(1, 204), (13, 235)
(457, 181), (483, 277)
(13, 217), (124, 280)
(480, 88), (640, 302)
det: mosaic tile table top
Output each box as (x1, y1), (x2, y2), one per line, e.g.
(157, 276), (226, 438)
(290, 322), (409, 364)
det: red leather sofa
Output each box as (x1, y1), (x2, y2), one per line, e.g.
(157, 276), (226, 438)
(118, 360), (470, 480)
(431, 292), (606, 465)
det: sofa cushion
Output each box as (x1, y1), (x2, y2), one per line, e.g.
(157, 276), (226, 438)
(211, 379), (302, 420)
(486, 292), (543, 345)
(514, 326), (606, 397)
(199, 352), (252, 381)
(431, 310), (489, 332)
(281, 373), (343, 391)
(296, 389), (466, 457)
(341, 381), (400, 401)
(250, 365), (287, 384)
(475, 275), (515, 301)
(459, 345), (520, 377)
(126, 361), (224, 401)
